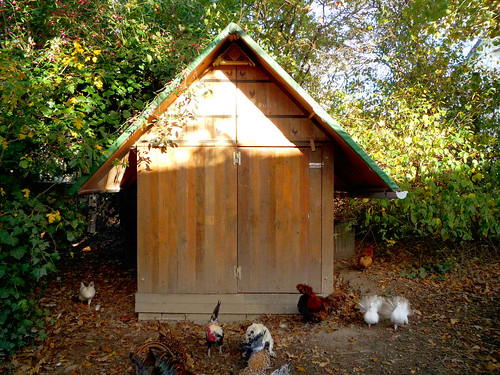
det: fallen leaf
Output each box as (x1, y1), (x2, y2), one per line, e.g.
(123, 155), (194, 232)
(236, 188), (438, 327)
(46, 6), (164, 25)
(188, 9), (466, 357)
(373, 358), (379, 363)
(349, 338), (356, 342)
(486, 363), (500, 371)
(296, 365), (306, 372)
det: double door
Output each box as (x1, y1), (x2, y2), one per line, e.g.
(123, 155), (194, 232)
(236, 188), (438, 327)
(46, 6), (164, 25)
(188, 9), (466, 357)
(137, 144), (331, 295)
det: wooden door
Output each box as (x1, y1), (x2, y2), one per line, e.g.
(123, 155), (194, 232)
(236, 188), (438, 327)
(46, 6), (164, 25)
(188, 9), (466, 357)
(237, 147), (325, 293)
(137, 146), (238, 294)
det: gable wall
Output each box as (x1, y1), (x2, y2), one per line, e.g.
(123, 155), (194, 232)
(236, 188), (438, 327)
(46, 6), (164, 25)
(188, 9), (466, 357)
(134, 46), (334, 317)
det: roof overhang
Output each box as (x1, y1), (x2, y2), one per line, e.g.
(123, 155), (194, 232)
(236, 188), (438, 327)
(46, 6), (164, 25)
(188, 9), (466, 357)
(70, 23), (406, 200)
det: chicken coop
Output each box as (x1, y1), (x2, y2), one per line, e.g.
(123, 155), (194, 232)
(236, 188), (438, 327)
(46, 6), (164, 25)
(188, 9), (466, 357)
(71, 23), (406, 321)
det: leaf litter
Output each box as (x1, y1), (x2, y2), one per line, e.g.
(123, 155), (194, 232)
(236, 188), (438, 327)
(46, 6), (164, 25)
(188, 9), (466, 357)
(0, 227), (499, 374)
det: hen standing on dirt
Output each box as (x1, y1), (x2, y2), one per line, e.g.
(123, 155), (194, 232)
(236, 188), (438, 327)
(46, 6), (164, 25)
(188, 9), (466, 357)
(79, 281), (95, 309)
(357, 246), (374, 270)
(357, 295), (384, 328)
(240, 333), (290, 375)
(382, 296), (412, 332)
(206, 300), (224, 357)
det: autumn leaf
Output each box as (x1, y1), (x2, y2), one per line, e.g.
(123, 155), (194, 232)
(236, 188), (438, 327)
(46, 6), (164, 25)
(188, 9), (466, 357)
(74, 118), (84, 129)
(486, 363), (500, 371)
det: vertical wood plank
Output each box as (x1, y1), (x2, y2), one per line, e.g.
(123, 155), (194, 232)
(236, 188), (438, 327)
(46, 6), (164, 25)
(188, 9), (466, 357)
(203, 147), (216, 292)
(273, 149), (284, 292)
(175, 149), (192, 293)
(137, 147), (151, 293)
(321, 146), (335, 294)
(217, 147), (238, 293)
(157, 150), (173, 293)
(308, 149), (323, 291)
(266, 149), (277, 291)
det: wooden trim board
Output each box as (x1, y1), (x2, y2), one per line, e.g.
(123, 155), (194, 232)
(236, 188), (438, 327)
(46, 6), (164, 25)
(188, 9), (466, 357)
(135, 293), (301, 320)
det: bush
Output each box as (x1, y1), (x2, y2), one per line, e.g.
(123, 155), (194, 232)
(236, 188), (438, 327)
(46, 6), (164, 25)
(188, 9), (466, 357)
(0, 183), (85, 356)
(357, 159), (500, 247)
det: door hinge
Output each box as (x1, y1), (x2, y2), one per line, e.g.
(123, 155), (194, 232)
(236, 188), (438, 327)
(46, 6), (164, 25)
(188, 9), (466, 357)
(233, 151), (241, 165)
(234, 266), (241, 279)
(309, 162), (324, 169)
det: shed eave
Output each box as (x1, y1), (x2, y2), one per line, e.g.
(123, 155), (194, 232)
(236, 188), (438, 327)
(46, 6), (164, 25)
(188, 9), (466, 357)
(70, 22), (402, 196)
(235, 27), (401, 193)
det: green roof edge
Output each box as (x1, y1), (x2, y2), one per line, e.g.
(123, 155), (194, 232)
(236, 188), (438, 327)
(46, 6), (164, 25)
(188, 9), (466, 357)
(235, 26), (400, 192)
(68, 23), (239, 195)
(69, 22), (400, 194)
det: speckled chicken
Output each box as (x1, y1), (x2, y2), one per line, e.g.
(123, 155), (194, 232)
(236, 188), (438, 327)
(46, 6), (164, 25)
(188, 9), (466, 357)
(239, 334), (290, 375)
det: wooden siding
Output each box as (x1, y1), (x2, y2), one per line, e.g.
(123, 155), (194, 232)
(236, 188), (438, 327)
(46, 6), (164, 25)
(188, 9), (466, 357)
(237, 147), (323, 293)
(135, 47), (335, 315)
(160, 63), (329, 146)
(135, 293), (300, 322)
(321, 146), (335, 294)
(137, 146), (238, 294)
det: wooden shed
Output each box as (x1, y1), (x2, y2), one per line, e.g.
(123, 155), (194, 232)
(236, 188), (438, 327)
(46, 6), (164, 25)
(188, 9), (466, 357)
(71, 23), (406, 321)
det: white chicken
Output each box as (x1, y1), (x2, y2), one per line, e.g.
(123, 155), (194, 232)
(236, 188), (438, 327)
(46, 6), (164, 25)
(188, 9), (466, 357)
(382, 296), (412, 332)
(357, 294), (384, 328)
(79, 281), (96, 310)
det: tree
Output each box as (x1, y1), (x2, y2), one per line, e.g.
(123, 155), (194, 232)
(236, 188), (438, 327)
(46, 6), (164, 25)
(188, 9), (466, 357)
(0, 0), (243, 355)
(326, 0), (500, 247)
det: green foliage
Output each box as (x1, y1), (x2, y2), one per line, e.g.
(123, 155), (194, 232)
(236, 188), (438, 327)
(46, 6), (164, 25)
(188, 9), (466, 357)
(0, 183), (86, 355)
(0, 0), (243, 356)
(401, 260), (454, 280)
(367, 161), (500, 243)
(329, 0), (500, 249)
(340, 88), (500, 244)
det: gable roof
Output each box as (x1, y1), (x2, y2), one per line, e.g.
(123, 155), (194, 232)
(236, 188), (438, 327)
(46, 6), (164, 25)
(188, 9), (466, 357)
(70, 22), (406, 199)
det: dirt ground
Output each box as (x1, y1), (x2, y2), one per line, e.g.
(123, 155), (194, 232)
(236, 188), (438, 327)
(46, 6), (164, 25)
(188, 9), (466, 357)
(1, 227), (499, 375)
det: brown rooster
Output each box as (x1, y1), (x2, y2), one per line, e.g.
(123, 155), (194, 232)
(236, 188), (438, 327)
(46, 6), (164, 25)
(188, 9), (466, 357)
(297, 284), (327, 322)
(296, 284), (345, 323)
(357, 246), (374, 270)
